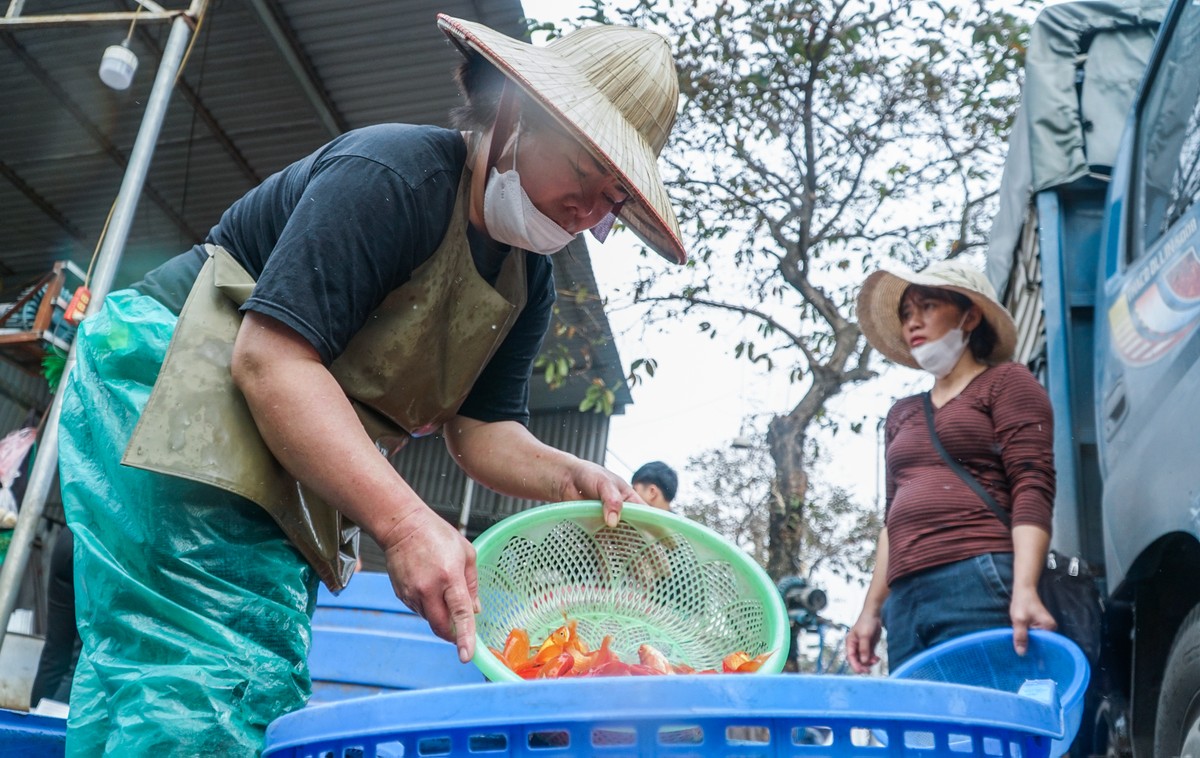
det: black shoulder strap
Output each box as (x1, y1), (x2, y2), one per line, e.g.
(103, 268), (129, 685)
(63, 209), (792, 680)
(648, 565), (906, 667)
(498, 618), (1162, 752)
(922, 392), (1012, 529)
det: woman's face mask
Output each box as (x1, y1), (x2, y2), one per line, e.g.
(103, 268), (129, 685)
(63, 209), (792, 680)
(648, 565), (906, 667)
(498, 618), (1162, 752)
(482, 129), (578, 254)
(910, 312), (970, 378)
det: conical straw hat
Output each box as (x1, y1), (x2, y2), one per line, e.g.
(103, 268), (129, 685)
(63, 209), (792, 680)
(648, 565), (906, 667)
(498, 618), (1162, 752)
(438, 14), (686, 264)
(857, 259), (1017, 369)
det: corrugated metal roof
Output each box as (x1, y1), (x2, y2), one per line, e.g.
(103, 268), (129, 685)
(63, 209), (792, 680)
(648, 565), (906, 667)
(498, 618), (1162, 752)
(0, 0), (630, 412)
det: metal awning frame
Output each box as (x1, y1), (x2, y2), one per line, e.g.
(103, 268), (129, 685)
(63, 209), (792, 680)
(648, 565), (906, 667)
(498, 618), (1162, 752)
(2, 0), (191, 28)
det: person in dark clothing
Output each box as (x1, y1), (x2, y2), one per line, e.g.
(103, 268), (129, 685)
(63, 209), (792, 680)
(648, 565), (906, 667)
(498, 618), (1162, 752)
(30, 527), (80, 706)
(845, 259), (1057, 673)
(56, 14), (688, 754)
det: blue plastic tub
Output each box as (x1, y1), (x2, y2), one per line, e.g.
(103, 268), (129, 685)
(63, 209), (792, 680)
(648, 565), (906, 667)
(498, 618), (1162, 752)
(0, 708), (66, 757)
(890, 628), (1089, 755)
(263, 675), (1065, 757)
(310, 571), (484, 703)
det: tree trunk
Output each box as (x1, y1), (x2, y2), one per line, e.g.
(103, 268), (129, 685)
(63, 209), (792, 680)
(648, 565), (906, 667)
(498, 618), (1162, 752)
(766, 414), (809, 580)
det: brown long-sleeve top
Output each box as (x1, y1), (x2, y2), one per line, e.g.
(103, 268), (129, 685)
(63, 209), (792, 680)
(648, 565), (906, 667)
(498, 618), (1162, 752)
(883, 362), (1055, 585)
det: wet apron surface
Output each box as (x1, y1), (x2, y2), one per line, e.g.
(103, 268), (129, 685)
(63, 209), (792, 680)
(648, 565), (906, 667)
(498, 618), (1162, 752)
(123, 174), (528, 590)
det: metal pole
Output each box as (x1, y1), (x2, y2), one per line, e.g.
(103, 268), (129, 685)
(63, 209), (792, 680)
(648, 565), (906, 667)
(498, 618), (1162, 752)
(0, 10), (198, 651)
(458, 478), (476, 536)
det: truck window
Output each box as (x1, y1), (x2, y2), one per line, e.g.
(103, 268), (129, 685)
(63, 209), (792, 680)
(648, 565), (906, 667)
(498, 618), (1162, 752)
(1134, 1), (1200, 260)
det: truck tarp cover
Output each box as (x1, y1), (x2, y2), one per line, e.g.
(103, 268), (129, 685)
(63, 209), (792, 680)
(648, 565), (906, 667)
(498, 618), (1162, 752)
(986, 0), (1167, 296)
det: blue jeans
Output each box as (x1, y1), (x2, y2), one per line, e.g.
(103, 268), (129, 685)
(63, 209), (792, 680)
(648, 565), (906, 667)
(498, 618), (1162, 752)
(883, 553), (1014, 670)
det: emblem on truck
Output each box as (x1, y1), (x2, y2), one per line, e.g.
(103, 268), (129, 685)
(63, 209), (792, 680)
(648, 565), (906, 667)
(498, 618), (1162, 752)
(1110, 212), (1200, 366)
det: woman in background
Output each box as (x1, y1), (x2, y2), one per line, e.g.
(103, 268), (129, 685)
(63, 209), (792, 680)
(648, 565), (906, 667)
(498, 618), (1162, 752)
(846, 259), (1057, 673)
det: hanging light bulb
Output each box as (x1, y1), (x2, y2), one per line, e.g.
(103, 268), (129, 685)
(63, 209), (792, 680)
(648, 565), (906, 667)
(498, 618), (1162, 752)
(99, 4), (142, 91)
(99, 39), (138, 90)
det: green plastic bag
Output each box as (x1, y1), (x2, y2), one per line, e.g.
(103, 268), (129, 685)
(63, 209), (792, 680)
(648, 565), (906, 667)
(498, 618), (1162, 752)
(58, 291), (317, 756)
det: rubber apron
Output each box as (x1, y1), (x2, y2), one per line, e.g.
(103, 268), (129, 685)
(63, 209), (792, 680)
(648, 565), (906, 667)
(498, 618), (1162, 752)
(123, 172), (527, 591)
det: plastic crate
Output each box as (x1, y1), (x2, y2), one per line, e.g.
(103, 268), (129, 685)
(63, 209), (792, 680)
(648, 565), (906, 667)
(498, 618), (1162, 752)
(0, 708), (66, 757)
(310, 572), (484, 703)
(890, 628), (1089, 756)
(263, 675), (1064, 757)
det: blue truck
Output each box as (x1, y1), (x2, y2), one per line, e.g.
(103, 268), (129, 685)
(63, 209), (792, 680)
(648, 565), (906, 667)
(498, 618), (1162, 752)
(987, 0), (1200, 753)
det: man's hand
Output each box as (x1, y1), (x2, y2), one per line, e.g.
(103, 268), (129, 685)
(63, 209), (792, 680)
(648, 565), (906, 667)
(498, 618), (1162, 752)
(377, 505), (480, 663)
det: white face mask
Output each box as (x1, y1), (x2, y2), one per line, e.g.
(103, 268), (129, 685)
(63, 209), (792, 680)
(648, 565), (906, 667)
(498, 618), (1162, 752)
(482, 129), (577, 254)
(910, 315), (970, 378)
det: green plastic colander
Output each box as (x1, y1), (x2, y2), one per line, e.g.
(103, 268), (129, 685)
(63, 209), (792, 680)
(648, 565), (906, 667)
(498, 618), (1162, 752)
(471, 501), (789, 682)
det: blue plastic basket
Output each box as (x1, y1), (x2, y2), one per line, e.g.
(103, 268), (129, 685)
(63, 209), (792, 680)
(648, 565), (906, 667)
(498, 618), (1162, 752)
(0, 708), (66, 757)
(264, 675), (1065, 757)
(890, 628), (1089, 755)
(310, 571), (484, 703)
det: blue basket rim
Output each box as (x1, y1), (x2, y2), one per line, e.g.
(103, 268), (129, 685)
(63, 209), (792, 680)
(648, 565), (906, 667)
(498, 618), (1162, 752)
(264, 675), (1063, 755)
(889, 628), (1090, 707)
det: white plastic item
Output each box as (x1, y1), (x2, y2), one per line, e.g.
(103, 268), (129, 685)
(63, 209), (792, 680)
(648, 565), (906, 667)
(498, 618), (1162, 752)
(0, 426), (35, 521)
(99, 41), (138, 90)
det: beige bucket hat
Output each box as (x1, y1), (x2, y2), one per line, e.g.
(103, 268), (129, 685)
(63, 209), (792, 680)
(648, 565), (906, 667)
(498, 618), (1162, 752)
(856, 259), (1017, 369)
(438, 14), (686, 265)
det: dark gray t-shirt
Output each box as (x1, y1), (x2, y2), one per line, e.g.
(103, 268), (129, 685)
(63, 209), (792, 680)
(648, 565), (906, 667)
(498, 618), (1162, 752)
(133, 123), (555, 425)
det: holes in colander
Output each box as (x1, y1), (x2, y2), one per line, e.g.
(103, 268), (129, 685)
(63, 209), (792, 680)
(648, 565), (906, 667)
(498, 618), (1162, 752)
(982, 737), (1005, 755)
